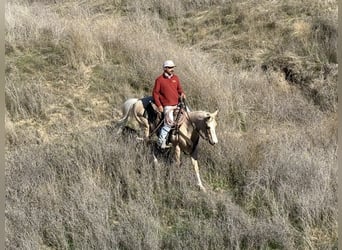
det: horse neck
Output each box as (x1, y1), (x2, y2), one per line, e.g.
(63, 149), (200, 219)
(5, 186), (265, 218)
(186, 111), (205, 135)
(177, 111), (200, 151)
(188, 111), (203, 125)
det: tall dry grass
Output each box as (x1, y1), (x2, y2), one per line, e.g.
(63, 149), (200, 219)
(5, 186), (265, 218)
(5, 0), (337, 249)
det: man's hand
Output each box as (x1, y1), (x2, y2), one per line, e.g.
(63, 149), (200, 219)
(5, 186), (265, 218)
(180, 93), (186, 99)
(158, 106), (163, 112)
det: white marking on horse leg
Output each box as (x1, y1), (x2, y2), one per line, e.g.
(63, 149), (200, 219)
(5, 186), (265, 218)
(136, 115), (150, 140)
(174, 145), (181, 167)
(144, 127), (149, 139)
(191, 158), (206, 192)
(153, 154), (159, 167)
(116, 126), (123, 134)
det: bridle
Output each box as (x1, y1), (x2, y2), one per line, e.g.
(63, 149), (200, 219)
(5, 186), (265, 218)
(181, 98), (213, 142)
(186, 113), (213, 142)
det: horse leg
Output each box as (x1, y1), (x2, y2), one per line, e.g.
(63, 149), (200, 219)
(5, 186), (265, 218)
(133, 111), (150, 140)
(174, 145), (181, 167)
(151, 145), (159, 166)
(153, 154), (159, 166)
(190, 148), (206, 192)
(115, 115), (128, 135)
(138, 116), (150, 140)
(191, 158), (206, 192)
(116, 125), (123, 135)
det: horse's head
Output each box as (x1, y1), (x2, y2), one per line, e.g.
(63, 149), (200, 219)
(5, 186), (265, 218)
(201, 110), (219, 145)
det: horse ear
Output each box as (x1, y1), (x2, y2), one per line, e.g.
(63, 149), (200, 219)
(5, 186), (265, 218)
(204, 110), (218, 121)
(212, 110), (218, 117)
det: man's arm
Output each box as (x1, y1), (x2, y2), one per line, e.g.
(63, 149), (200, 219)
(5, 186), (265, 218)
(177, 77), (186, 99)
(152, 79), (163, 111)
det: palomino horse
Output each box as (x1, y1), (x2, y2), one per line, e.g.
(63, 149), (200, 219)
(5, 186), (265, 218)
(117, 96), (219, 192)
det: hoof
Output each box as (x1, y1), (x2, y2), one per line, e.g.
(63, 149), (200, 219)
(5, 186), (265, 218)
(152, 155), (159, 167)
(198, 184), (206, 192)
(116, 127), (123, 134)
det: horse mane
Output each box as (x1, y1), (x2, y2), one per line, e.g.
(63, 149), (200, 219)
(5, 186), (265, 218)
(187, 111), (212, 126)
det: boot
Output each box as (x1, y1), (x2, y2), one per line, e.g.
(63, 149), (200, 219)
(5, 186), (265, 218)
(160, 140), (172, 149)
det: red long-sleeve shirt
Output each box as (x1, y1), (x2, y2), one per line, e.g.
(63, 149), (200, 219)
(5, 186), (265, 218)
(152, 74), (184, 107)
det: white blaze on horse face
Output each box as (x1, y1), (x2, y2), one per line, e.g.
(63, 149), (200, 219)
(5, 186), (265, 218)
(208, 120), (218, 144)
(208, 110), (218, 144)
(207, 117), (218, 145)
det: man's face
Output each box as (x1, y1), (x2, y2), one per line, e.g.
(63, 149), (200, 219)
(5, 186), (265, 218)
(164, 66), (175, 75)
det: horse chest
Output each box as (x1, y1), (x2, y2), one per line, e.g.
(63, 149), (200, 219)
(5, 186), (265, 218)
(171, 130), (198, 155)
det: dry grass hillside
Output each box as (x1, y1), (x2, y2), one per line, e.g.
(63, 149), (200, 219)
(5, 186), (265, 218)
(5, 0), (337, 249)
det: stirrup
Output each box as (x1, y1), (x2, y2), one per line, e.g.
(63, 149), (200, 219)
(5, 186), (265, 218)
(162, 143), (172, 149)
(159, 141), (172, 149)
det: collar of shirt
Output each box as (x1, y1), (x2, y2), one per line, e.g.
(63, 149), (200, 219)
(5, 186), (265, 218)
(164, 72), (173, 79)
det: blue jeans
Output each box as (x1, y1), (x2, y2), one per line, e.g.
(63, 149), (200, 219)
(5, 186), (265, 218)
(158, 105), (176, 145)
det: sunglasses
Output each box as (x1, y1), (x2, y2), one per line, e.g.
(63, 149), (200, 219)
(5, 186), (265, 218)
(165, 67), (175, 69)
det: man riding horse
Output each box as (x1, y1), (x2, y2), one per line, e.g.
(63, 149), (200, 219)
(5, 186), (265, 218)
(117, 61), (219, 191)
(152, 60), (186, 149)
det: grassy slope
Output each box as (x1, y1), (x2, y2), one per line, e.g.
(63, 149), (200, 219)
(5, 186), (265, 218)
(5, 0), (337, 249)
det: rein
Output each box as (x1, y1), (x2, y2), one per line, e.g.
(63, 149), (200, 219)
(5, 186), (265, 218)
(164, 107), (187, 127)
(148, 105), (186, 139)
(148, 117), (163, 138)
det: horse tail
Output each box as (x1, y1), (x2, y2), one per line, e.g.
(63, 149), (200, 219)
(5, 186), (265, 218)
(116, 98), (139, 134)
(132, 100), (144, 124)
(117, 98), (138, 124)
(132, 99), (151, 139)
